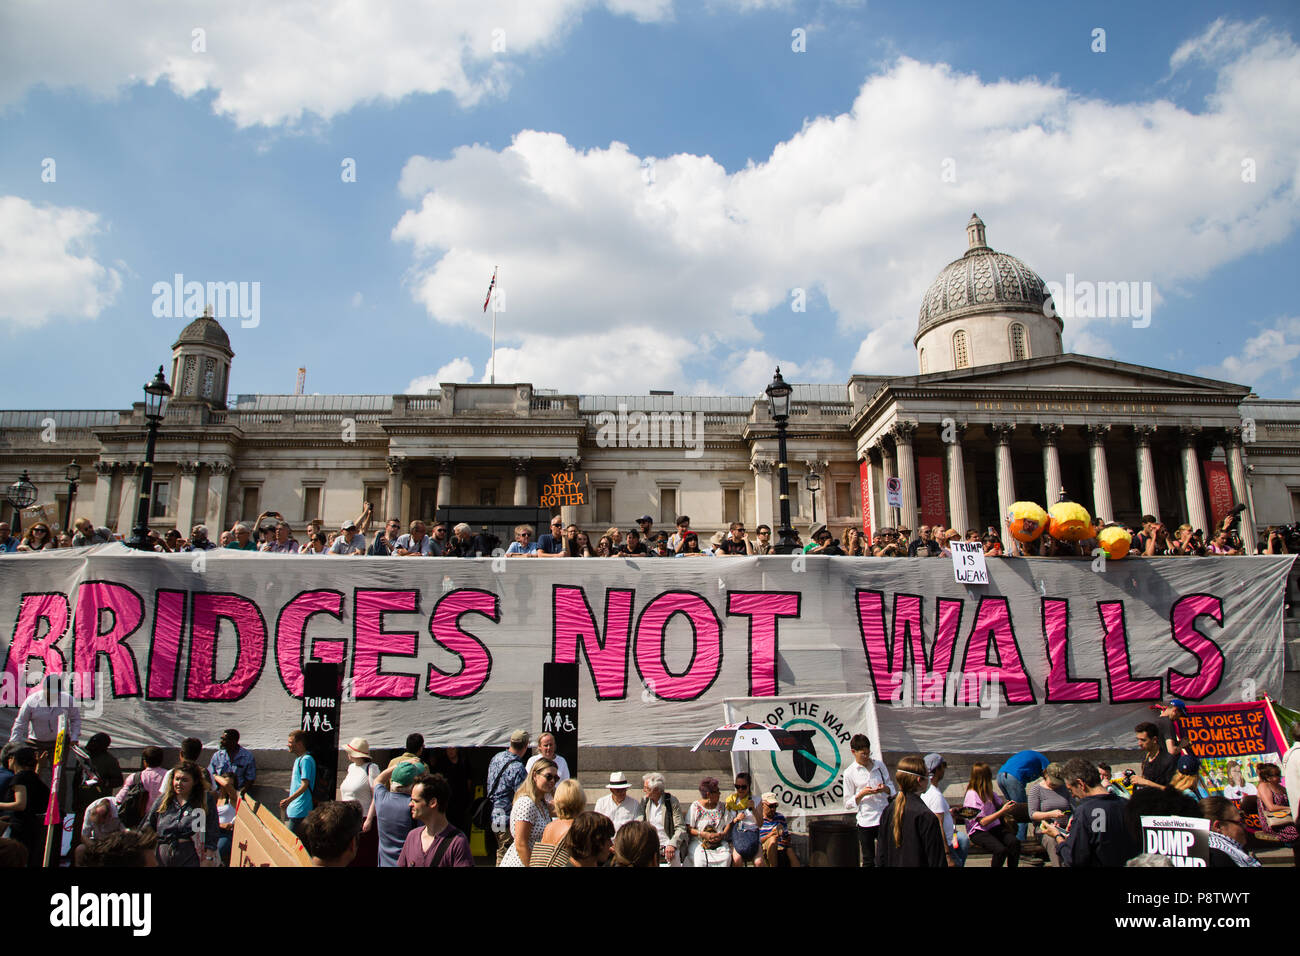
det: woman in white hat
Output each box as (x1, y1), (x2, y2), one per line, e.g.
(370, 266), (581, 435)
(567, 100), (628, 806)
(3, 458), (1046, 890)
(339, 737), (380, 867)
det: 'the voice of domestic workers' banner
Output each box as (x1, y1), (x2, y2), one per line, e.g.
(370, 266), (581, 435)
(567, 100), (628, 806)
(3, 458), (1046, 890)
(0, 545), (1291, 753)
(1175, 698), (1292, 797)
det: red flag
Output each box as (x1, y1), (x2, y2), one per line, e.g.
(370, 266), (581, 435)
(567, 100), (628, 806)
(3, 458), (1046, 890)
(483, 268), (497, 312)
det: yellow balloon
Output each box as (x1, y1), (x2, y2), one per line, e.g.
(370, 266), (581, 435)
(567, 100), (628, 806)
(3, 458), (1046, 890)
(1005, 501), (1049, 542)
(1098, 526), (1132, 560)
(1048, 501), (1093, 541)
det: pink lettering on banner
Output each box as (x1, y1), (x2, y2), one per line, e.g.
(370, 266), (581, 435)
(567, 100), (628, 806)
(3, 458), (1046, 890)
(185, 593), (267, 702)
(146, 590), (186, 700)
(635, 592), (722, 701)
(426, 589), (497, 698)
(957, 598), (1034, 705)
(726, 592), (800, 696)
(1099, 601), (1162, 702)
(73, 582), (144, 698)
(1041, 599), (1101, 703)
(553, 585), (633, 700)
(1166, 595), (1225, 700)
(856, 591), (963, 702)
(352, 590), (420, 700)
(3, 592), (70, 688)
(275, 590), (346, 697)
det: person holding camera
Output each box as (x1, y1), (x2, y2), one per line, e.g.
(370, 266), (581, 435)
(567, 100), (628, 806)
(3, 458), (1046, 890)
(1264, 526), (1290, 554)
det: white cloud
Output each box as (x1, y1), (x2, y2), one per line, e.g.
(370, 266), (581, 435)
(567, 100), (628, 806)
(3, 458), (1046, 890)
(350, 291), (363, 308)
(1197, 316), (1300, 387)
(392, 21), (1300, 387)
(407, 356), (477, 392)
(0, 196), (121, 327)
(0, 1), (677, 128)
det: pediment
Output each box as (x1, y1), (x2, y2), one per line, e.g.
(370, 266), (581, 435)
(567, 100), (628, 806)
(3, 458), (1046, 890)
(901, 354), (1250, 396)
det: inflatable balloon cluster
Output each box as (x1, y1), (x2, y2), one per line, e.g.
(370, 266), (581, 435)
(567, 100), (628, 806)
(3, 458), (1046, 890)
(1004, 497), (1129, 559)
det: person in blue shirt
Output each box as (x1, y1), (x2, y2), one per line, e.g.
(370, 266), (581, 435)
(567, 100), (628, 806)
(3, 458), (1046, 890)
(0, 522), (18, 552)
(536, 517), (566, 554)
(208, 728), (257, 793)
(281, 730), (316, 837)
(996, 749), (1049, 841)
(506, 524), (540, 556)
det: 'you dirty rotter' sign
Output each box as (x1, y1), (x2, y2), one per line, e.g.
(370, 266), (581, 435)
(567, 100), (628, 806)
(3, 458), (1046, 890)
(540, 471), (585, 508)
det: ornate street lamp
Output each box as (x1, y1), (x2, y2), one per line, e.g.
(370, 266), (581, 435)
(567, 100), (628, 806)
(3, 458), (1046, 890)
(64, 460), (81, 534)
(128, 367), (172, 551)
(806, 470), (821, 525)
(6, 470), (37, 536)
(765, 368), (798, 554)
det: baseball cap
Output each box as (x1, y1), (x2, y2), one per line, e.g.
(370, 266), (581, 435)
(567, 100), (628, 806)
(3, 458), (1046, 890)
(509, 729), (529, 747)
(392, 760), (427, 787)
(637, 515), (653, 523)
(340, 520), (357, 531)
(761, 791), (779, 805)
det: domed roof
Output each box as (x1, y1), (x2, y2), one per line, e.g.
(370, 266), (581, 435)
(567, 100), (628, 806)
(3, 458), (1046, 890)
(915, 214), (1053, 341)
(172, 307), (232, 353)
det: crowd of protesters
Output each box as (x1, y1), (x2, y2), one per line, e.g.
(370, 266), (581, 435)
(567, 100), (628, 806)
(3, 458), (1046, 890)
(3, 695), (1297, 868)
(5, 499), (1287, 559)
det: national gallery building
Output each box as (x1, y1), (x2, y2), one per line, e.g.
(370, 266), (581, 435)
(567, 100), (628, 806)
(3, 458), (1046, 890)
(4, 216), (1300, 557)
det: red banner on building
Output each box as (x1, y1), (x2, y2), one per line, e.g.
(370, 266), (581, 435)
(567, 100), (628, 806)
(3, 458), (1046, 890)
(1201, 461), (1233, 532)
(917, 456), (947, 529)
(860, 460), (872, 542)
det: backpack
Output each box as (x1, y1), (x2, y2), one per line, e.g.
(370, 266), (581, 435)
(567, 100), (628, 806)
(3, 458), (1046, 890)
(116, 773), (150, 829)
(471, 754), (521, 831)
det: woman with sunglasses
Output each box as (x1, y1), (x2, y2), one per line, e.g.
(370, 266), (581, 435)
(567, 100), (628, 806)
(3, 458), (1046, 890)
(499, 757), (558, 867)
(841, 527), (867, 556)
(17, 524), (55, 551)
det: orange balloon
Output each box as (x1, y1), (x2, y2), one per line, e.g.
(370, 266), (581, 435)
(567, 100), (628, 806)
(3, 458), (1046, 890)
(1005, 501), (1049, 542)
(1098, 526), (1132, 560)
(1049, 501), (1093, 541)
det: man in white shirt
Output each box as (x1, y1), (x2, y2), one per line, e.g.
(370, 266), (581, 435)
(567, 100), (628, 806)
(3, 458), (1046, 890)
(1283, 720), (1300, 822)
(9, 673), (81, 750)
(920, 752), (968, 867)
(841, 733), (894, 867)
(523, 733), (570, 781)
(594, 771), (641, 832)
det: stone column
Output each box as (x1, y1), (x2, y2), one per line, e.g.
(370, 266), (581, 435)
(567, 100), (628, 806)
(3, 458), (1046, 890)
(891, 421), (919, 531)
(1224, 428), (1257, 554)
(1086, 424), (1114, 522)
(945, 422), (969, 535)
(991, 423), (1017, 545)
(435, 457), (455, 512)
(561, 456), (582, 526)
(1038, 423), (1063, 505)
(175, 460), (199, 536)
(1133, 425), (1160, 521)
(116, 463), (140, 535)
(385, 456), (406, 522)
(205, 461), (232, 531)
(751, 457), (775, 529)
(512, 456), (531, 507)
(1180, 426), (1210, 533)
(91, 461), (116, 529)
(879, 441), (897, 527)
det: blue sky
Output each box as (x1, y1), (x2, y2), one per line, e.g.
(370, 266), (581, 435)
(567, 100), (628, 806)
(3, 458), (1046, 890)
(2, 0), (1299, 409)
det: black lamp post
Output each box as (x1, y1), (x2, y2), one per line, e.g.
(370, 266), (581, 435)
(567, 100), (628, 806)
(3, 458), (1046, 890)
(6, 471), (37, 536)
(127, 367), (172, 551)
(806, 470), (821, 525)
(766, 368), (798, 555)
(64, 460), (81, 533)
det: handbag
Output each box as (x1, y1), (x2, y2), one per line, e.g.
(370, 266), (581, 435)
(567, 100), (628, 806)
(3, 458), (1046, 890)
(471, 755), (520, 831)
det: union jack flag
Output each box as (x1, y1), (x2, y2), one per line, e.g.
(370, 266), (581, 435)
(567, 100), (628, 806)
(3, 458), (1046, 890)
(483, 268), (497, 312)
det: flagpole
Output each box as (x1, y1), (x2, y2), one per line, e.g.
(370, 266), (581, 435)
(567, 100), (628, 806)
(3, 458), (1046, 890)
(490, 266), (498, 385)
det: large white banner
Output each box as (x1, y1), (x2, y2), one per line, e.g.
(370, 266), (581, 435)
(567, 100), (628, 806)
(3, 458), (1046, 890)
(0, 546), (1291, 752)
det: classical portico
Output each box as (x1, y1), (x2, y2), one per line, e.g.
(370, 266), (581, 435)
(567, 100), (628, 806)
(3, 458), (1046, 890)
(852, 355), (1256, 549)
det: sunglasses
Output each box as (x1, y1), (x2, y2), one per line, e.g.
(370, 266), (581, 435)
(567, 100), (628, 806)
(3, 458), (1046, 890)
(541, 773), (559, 782)
(519, 532), (532, 537)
